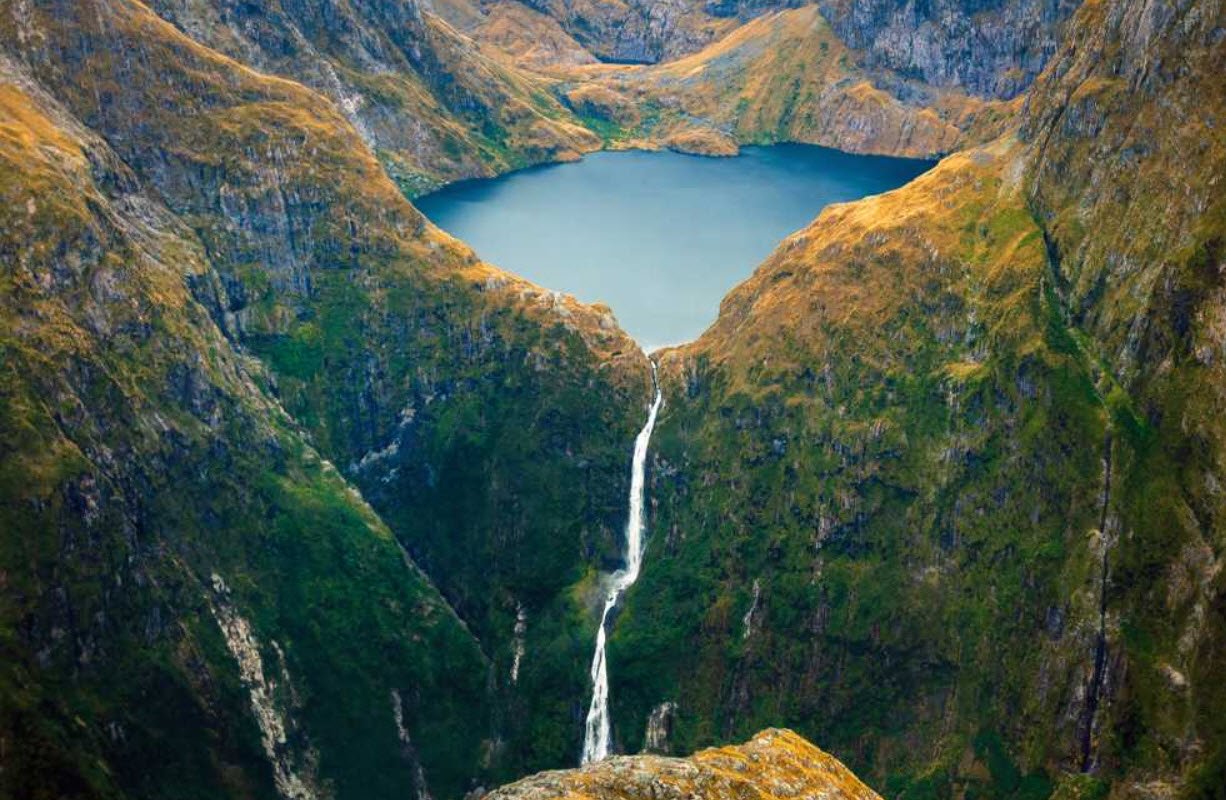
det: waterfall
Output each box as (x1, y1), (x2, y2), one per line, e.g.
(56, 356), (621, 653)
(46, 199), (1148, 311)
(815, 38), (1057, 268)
(581, 363), (663, 764)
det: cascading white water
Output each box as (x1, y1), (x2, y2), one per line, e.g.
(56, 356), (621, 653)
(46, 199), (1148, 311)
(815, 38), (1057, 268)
(581, 363), (663, 764)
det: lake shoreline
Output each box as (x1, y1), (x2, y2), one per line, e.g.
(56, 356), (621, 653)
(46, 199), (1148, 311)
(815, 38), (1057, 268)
(416, 144), (934, 348)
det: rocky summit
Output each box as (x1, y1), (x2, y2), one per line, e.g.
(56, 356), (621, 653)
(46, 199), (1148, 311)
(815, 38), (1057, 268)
(489, 729), (882, 800)
(1, 0), (1224, 799)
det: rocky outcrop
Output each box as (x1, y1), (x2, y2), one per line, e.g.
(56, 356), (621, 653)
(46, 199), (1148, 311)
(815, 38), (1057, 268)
(704, 0), (806, 20)
(210, 574), (321, 800)
(817, 0), (1081, 99)
(662, 126), (739, 155)
(643, 702), (678, 753)
(488, 729), (882, 800)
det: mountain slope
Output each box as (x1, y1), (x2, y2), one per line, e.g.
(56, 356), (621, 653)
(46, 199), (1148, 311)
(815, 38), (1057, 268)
(0, 61), (490, 800)
(144, 0), (601, 192)
(1, 0), (652, 794)
(559, 6), (1016, 159)
(599, 0), (1225, 796)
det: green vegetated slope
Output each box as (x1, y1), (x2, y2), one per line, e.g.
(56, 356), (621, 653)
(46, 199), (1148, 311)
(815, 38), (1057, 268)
(607, 0), (1225, 797)
(0, 0), (650, 796)
(0, 68), (488, 800)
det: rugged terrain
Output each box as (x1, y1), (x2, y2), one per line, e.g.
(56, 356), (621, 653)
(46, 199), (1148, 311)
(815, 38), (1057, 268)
(142, 0), (603, 193)
(2, 0), (1224, 798)
(1, 0), (651, 796)
(816, 0), (1081, 99)
(604, 0), (1226, 797)
(489, 728), (882, 800)
(559, 6), (1013, 158)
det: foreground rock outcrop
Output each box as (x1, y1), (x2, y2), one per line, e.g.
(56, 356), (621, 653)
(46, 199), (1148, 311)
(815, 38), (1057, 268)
(488, 729), (881, 800)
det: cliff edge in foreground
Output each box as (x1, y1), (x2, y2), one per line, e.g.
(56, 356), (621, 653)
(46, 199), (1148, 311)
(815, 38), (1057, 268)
(488, 729), (881, 800)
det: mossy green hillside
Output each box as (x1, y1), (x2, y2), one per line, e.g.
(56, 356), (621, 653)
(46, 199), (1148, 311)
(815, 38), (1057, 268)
(0, 75), (489, 799)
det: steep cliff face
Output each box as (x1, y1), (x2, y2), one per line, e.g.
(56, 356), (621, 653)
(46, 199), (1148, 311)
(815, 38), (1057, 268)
(489, 728), (882, 800)
(514, 0), (738, 64)
(0, 61), (490, 800)
(1020, 0), (1226, 789)
(0, 0), (650, 795)
(599, 0), (1224, 796)
(143, 0), (600, 192)
(817, 0), (1082, 99)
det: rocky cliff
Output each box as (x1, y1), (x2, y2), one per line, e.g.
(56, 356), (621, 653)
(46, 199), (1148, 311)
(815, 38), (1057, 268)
(599, 0), (1224, 797)
(816, 0), (1082, 99)
(514, 0), (734, 64)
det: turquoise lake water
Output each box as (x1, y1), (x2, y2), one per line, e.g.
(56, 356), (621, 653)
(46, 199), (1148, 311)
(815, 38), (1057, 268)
(416, 145), (933, 350)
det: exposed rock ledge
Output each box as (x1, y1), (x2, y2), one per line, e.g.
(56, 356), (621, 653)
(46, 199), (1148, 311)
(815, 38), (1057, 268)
(486, 729), (881, 800)
(663, 127), (740, 157)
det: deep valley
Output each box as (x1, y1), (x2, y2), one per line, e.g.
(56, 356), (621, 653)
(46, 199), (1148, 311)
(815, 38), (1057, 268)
(1, 1), (1223, 799)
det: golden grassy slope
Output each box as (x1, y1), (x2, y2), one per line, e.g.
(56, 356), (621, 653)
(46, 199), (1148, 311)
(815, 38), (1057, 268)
(665, 135), (1043, 384)
(488, 729), (882, 800)
(467, 1), (600, 68)
(562, 7), (1014, 159)
(2, 0), (639, 364)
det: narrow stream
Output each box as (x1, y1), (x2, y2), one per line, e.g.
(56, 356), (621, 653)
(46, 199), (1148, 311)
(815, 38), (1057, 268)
(581, 363), (664, 764)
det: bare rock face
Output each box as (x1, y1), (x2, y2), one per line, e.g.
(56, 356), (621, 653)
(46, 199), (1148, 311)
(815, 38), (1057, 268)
(487, 729), (881, 800)
(520, 0), (729, 63)
(817, 0), (1082, 99)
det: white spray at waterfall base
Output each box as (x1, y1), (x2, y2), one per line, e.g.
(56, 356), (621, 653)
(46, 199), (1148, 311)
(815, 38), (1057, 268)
(581, 363), (664, 764)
